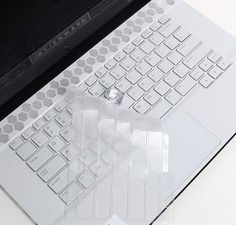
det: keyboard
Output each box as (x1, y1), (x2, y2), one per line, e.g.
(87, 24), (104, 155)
(82, 15), (231, 119)
(8, 12), (232, 201)
(8, 95), (166, 222)
(2, 0), (233, 223)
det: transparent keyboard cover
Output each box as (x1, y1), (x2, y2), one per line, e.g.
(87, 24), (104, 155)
(52, 88), (174, 225)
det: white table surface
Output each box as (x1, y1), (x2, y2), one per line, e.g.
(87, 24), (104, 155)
(1, 1), (236, 224)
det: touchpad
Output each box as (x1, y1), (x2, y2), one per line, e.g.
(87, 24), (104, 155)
(166, 114), (221, 194)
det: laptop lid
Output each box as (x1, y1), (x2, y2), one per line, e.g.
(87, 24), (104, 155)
(0, 0), (135, 109)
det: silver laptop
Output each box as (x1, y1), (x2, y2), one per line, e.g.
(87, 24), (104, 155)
(1, 0), (236, 224)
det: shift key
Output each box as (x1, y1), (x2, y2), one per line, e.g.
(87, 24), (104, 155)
(183, 44), (212, 69)
(177, 36), (200, 57)
(38, 155), (67, 182)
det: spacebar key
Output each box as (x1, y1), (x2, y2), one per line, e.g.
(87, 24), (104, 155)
(148, 100), (172, 120)
(183, 44), (212, 69)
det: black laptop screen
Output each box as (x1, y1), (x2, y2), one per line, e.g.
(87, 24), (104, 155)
(0, 0), (103, 78)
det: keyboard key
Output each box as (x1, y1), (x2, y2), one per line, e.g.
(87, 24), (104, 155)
(43, 109), (56, 121)
(174, 63), (190, 78)
(140, 40), (155, 54)
(136, 61), (152, 75)
(17, 141), (37, 161)
(38, 155), (67, 182)
(9, 137), (23, 150)
(145, 53), (161, 67)
(128, 86), (145, 101)
(168, 51), (183, 65)
(144, 90), (161, 106)
(88, 84), (105, 97)
(124, 43), (135, 54)
(130, 49), (146, 63)
(60, 127), (72, 142)
(49, 166), (78, 194)
(183, 44), (212, 69)
(100, 75), (116, 89)
(126, 70), (142, 84)
(120, 57), (136, 71)
(33, 118), (46, 130)
(27, 146), (53, 171)
(77, 170), (95, 188)
(44, 121), (60, 137)
(114, 51), (126, 63)
(54, 101), (67, 112)
(148, 100), (172, 119)
(158, 59), (173, 74)
(155, 44), (171, 58)
(217, 58), (231, 71)
(173, 28), (191, 42)
(154, 81), (171, 96)
(148, 68), (164, 83)
(138, 77), (154, 91)
(95, 67), (107, 78)
(158, 15), (171, 25)
(208, 51), (221, 63)
(60, 182), (83, 205)
(61, 145), (73, 161)
(150, 22), (161, 32)
(120, 95), (134, 109)
(175, 77), (196, 96)
(85, 75), (98, 87)
(199, 75), (214, 88)
(21, 127), (35, 140)
(159, 21), (180, 38)
(177, 36), (201, 56)
(77, 83), (88, 92)
(65, 94), (74, 105)
(149, 33), (164, 46)
(115, 79), (132, 92)
(89, 161), (108, 177)
(132, 36), (144, 47)
(32, 131), (49, 147)
(48, 136), (65, 152)
(165, 36), (179, 50)
(101, 151), (115, 166)
(190, 68), (204, 80)
(134, 100), (151, 114)
(208, 66), (223, 79)
(199, 59), (213, 72)
(90, 142), (109, 159)
(55, 112), (71, 127)
(165, 90), (182, 105)
(80, 150), (97, 166)
(105, 59), (117, 70)
(164, 72), (180, 87)
(141, 29), (153, 39)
